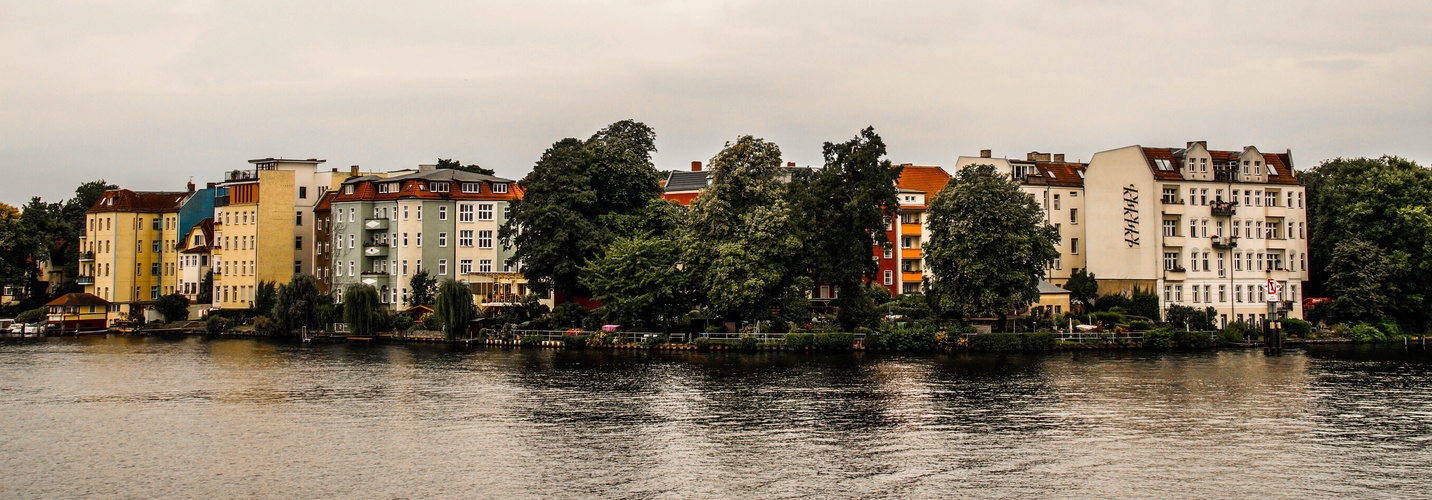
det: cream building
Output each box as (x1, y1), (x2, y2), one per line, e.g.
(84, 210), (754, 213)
(1084, 142), (1307, 326)
(953, 151), (1088, 286)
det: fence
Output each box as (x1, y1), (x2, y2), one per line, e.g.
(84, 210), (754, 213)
(505, 329), (804, 344)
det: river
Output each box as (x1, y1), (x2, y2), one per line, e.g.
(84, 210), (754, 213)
(1, 336), (1430, 498)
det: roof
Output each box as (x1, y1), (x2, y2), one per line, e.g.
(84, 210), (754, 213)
(342, 168), (512, 185)
(1038, 280), (1071, 295)
(1034, 162), (1087, 187)
(1141, 146), (1300, 185)
(178, 218), (216, 252)
(332, 168), (521, 204)
(313, 190), (338, 212)
(894, 165), (952, 198)
(664, 170), (711, 192)
(87, 189), (186, 214)
(46, 293), (110, 307)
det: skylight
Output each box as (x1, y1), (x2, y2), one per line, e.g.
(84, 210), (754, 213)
(1267, 164), (1278, 176)
(1153, 158), (1174, 171)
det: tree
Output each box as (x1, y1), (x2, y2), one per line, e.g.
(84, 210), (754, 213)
(551, 302), (588, 329)
(1166, 305), (1218, 331)
(342, 283), (381, 336)
(1129, 287), (1161, 321)
(1064, 268), (1098, 313)
(500, 120), (664, 298)
(1303, 156), (1432, 331)
(197, 270), (213, 304)
(582, 236), (690, 329)
(253, 280), (277, 315)
(273, 274), (329, 334)
(409, 269), (436, 306)
(923, 164), (1060, 320)
(802, 127), (904, 331)
(434, 279), (475, 340)
(680, 135), (808, 324)
(435, 158), (495, 176)
(155, 293), (191, 322)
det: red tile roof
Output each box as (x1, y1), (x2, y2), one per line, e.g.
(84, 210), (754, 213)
(1034, 162), (1087, 187)
(87, 190), (186, 214)
(894, 165), (952, 198)
(46, 293), (109, 307)
(1142, 147), (1300, 185)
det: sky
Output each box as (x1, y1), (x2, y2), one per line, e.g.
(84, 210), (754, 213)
(4, 0), (1432, 207)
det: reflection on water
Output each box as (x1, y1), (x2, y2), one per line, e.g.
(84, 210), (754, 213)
(1, 337), (1430, 498)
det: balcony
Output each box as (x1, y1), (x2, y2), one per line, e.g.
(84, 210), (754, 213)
(78, 251), (95, 262)
(364, 218), (389, 231)
(76, 276), (95, 286)
(1211, 201), (1237, 216)
(1162, 235), (1185, 247)
(363, 244), (389, 257)
(215, 195), (230, 207)
(1211, 235), (1238, 249)
(359, 272), (390, 287)
(1165, 265), (1187, 275)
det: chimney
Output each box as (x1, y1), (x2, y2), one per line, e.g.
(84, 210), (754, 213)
(1053, 154), (1065, 162)
(980, 149), (992, 158)
(1027, 151), (1051, 162)
(418, 164), (436, 172)
(186, 181), (196, 193)
(691, 161), (702, 172)
(206, 182), (216, 189)
(787, 162), (795, 167)
(350, 165), (359, 176)
(332, 167), (338, 173)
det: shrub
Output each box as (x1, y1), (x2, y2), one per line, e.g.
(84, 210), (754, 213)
(1144, 329), (1173, 348)
(1173, 330), (1214, 348)
(766, 319), (790, 334)
(1091, 311), (1123, 329)
(586, 332), (613, 347)
(1127, 320), (1154, 331)
(1219, 322), (1252, 344)
(642, 334), (668, 347)
(1377, 319), (1403, 339)
(253, 316), (275, 335)
(861, 331), (887, 349)
(705, 325), (724, 334)
(1344, 323), (1383, 342)
(1020, 332), (1056, 350)
(562, 334), (590, 349)
(692, 337), (712, 350)
(392, 314), (415, 332)
(1278, 318), (1312, 339)
(853, 326), (873, 335)
(968, 332), (1021, 351)
(814, 332), (855, 350)
(205, 315), (228, 333)
(882, 328), (937, 350)
(784, 332), (814, 349)
(14, 306), (47, 324)
(520, 335), (543, 346)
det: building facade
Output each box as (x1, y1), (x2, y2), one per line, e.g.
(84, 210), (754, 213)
(80, 189), (187, 322)
(953, 151), (1088, 286)
(328, 165), (530, 311)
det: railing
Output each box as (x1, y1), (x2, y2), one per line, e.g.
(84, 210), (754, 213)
(1211, 201), (1237, 216)
(79, 252), (95, 262)
(1166, 266), (1187, 273)
(1211, 235), (1238, 248)
(76, 276), (95, 285)
(1055, 331), (1148, 343)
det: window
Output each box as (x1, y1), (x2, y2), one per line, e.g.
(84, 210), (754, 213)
(1202, 252), (1210, 272)
(1070, 208), (1078, 225)
(1162, 187), (1178, 203)
(152, 218), (162, 230)
(1200, 189), (1207, 205)
(344, 184), (354, 195)
(478, 230), (493, 248)
(151, 263), (161, 276)
(416, 233), (422, 246)
(459, 204), (473, 222)
(439, 232), (448, 247)
(295, 261), (302, 274)
(1175, 285), (1183, 302)
(883, 270), (893, 285)
(1191, 219), (1198, 239)
(503, 206), (510, 220)
(430, 182), (450, 193)
(349, 234), (355, 249)
(152, 240), (161, 253)
(1219, 285), (1226, 302)
(349, 261), (355, 276)
(1200, 219), (1208, 238)
(1070, 238), (1079, 255)
(299, 186), (307, 199)
(504, 259), (514, 273)
(479, 259), (492, 272)
(459, 230), (473, 247)
(492, 183), (508, 193)
(438, 260), (448, 275)
(882, 246), (892, 259)
(1235, 285), (1243, 302)
(439, 206), (448, 220)
(478, 204), (493, 220)
(461, 183), (479, 193)
(902, 237), (913, 248)
(403, 206), (409, 220)
(1053, 194), (1060, 210)
(401, 260), (408, 275)
(1164, 252), (1179, 270)
(460, 260), (472, 274)
(1164, 285), (1172, 301)
(295, 236), (303, 250)
(1190, 252), (1198, 272)
(1163, 220), (1177, 237)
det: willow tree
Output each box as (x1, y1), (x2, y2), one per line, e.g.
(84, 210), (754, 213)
(924, 164), (1060, 320)
(342, 283), (380, 336)
(434, 279), (475, 340)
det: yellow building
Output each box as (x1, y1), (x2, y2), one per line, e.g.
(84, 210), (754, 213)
(211, 158), (351, 309)
(80, 189), (187, 322)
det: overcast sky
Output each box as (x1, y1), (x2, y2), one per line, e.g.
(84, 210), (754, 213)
(4, 1), (1431, 206)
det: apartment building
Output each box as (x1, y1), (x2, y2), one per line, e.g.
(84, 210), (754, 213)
(328, 164), (529, 311)
(210, 158), (349, 309)
(1084, 142), (1307, 326)
(312, 191), (338, 294)
(175, 218), (215, 302)
(953, 151), (1088, 286)
(80, 189), (187, 322)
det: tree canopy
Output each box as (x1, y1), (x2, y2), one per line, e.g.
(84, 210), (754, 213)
(1303, 156), (1432, 331)
(434, 279), (475, 340)
(1064, 268), (1098, 313)
(923, 164), (1060, 319)
(435, 158), (495, 176)
(274, 274), (329, 334)
(582, 236), (690, 330)
(500, 120), (664, 298)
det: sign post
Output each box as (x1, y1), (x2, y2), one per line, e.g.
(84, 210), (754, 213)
(1265, 279), (1283, 354)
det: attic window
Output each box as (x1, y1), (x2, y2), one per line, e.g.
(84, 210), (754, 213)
(1047, 171), (1057, 179)
(344, 185), (354, 195)
(430, 182), (450, 193)
(1076, 170), (1085, 179)
(492, 183), (509, 194)
(1153, 158), (1174, 171)
(1267, 164), (1278, 176)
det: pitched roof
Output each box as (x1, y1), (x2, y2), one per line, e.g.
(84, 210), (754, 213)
(894, 165), (952, 198)
(664, 171), (710, 192)
(46, 293), (109, 307)
(1038, 280), (1071, 295)
(88, 189), (186, 214)
(1141, 146), (1300, 185)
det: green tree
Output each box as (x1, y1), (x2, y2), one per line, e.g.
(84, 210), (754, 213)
(923, 164), (1060, 320)
(408, 269), (436, 306)
(342, 283), (381, 336)
(197, 270), (213, 304)
(552, 302), (588, 329)
(802, 127), (904, 331)
(582, 236), (690, 330)
(1129, 286), (1161, 321)
(1303, 156), (1432, 331)
(1064, 268), (1098, 313)
(273, 274), (329, 334)
(500, 120), (664, 298)
(253, 280), (277, 315)
(1166, 305), (1218, 331)
(55, 180), (116, 292)
(434, 279), (475, 340)
(155, 293), (191, 322)
(435, 158), (495, 176)
(680, 135), (809, 324)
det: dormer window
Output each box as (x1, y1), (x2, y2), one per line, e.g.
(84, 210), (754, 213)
(492, 183), (509, 193)
(430, 182), (450, 193)
(344, 184), (354, 195)
(1153, 159), (1174, 171)
(461, 183), (480, 193)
